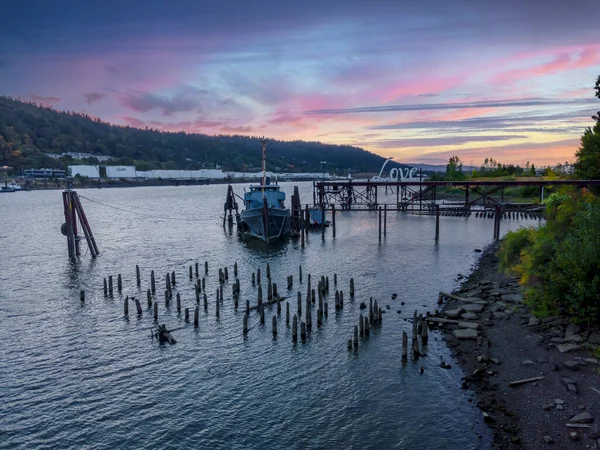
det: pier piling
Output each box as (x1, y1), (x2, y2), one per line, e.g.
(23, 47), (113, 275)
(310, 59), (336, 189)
(136, 265), (141, 286)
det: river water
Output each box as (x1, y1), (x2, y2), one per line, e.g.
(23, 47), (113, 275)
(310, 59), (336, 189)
(0, 182), (538, 449)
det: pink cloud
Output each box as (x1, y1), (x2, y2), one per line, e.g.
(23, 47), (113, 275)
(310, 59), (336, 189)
(123, 116), (147, 128)
(83, 92), (106, 105)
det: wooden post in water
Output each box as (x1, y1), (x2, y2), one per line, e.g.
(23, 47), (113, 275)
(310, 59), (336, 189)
(124, 296), (128, 316)
(165, 290), (170, 305)
(135, 298), (142, 316)
(435, 205), (440, 239)
(292, 315), (298, 342)
(350, 278), (354, 297)
(234, 262), (238, 277)
(286, 302), (290, 324)
(324, 301), (328, 317)
(297, 291), (302, 316)
(166, 274), (171, 292)
(359, 313), (364, 336)
(103, 278), (107, 297)
(332, 204), (336, 238)
(260, 305), (265, 324)
(306, 298), (312, 330)
(384, 204), (387, 236)
(266, 262), (270, 279)
(252, 272), (256, 286)
(272, 316), (277, 337)
(80, 290), (85, 302)
(243, 313), (248, 335)
(171, 271), (176, 286)
(205, 261), (208, 275)
(151, 270), (156, 293)
(204, 293), (208, 311)
(378, 207), (382, 243)
(216, 297), (220, 317)
(189, 265), (193, 280)
(195, 262), (199, 278)
(299, 265), (302, 284)
(224, 267), (229, 281)
(246, 299), (250, 315)
(257, 268), (261, 284)
(176, 293), (181, 312)
(402, 331), (408, 360)
(195, 285), (200, 304)
(136, 265), (141, 286)
(117, 274), (122, 293)
(421, 320), (428, 343)
(321, 203), (325, 240)
(300, 321), (306, 340)
(194, 306), (199, 328)
(353, 325), (359, 348)
(147, 289), (152, 307)
(108, 275), (113, 297)
(364, 315), (369, 336)
(185, 308), (189, 322)
(154, 302), (158, 322)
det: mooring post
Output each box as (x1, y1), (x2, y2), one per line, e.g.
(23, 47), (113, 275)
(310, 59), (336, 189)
(166, 274), (171, 292)
(300, 321), (306, 340)
(297, 291), (302, 316)
(321, 203), (325, 240)
(124, 296), (128, 316)
(359, 313), (364, 336)
(299, 265), (303, 284)
(435, 204), (440, 239)
(332, 204), (336, 238)
(151, 270), (156, 293)
(195, 262), (199, 278)
(243, 313), (248, 335)
(421, 320), (429, 343)
(272, 316), (277, 336)
(246, 299), (250, 315)
(189, 265), (193, 280)
(260, 305), (265, 324)
(80, 290), (85, 302)
(154, 302), (158, 322)
(353, 325), (359, 348)
(286, 302), (290, 324)
(257, 268), (261, 284)
(350, 278), (354, 297)
(176, 293), (181, 312)
(103, 278), (107, 297)
(402, 331), (408, 360)
(266, 262), (271, 279)
(108, 275), (113, 297)
(136, 265), (141, 286)
(378, 207), (382, 242)
(147, 289), (152, 307)
(117, 274), (122, 293)
(205, 261), (208, 275)
(364, 315), (369, 336)
(384, 204), (387, 236)
(204, 293), (208, 311)
(171, 271), (176, 286)
(234, 262), (238, 277)
(185, 308), (190, 322)
(135, 298), (142, 316)
(194, 306), (199, 328)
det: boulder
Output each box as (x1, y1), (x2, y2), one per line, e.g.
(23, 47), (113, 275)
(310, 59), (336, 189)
(528, 317), (541, 327)
(462, 303), (485, 313)
(569, 412), (595, 424)
(461, 312), (478, 320)
(564, 360), (581, 370)
(445, 308), (463, 318)
(502, 293), (523, 304)
(558, 344), (582, 354)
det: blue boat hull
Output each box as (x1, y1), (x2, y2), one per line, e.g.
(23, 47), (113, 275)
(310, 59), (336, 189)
(237, 208), (291, 242)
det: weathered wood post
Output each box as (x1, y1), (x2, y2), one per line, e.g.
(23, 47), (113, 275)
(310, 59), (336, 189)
(205, 261), (208, 275)
(176, 293), (181, 312)
(348, 339), (353, 350)
(117, 274), (122, 293)
(195, 285), (200, 304)
(268, 280), (273, 301)
(258, 284), (263, 307)
(332, 204), (336, 237)
(252, 272), (256, 286)
(103, 278), (107, 297)
(321, 203), (325, 240)
(286, 302), (290, 324)
(150, 270), (156, 293)
(353, 325), (359, 348)
(195, 262), (199, 278)
(136, 265), (141, 286)
(202, 277), (205, 290)
(350, 278), (354, 297)
(219, 285), (223, 302)
(203, 293), (208, 311)
(297, 291), (302, 316)
(166, 273), (171, 292)
(194, 306), (199, 328)
(435, 205), (440, 239)
(421, 320), (429, 343)
(340, 291), (344, 307)
(185, 308), (190, 322)
(171, 271), (176, 286)
(300, 321), (306, 340)
(246, 299), (250, 315)
(306, 298), (312, 330)
(216, 297), (220, 317)
(124, 296), (128, 316)
(147, 289), (152, 307)
(378, 206), (382, 242)
(108, 275), (113, 297)
(260, 305), (265, 324)
(257, 268), (261, 284)
(277, 296), (281, 315)
(135, 298), (142, 316)
(165, 290), (170, 305)
(189, 265), (193, 280)
(272, 316), (277, 336)
(384, 204), (387, 236)
(359, 313), (364, 336)
(364, 315), (369, 336)
(80, 290), (85, 302)
(299, 265), (302, 284)
(402, 331), (408, 360)
(266, 262), (271, 279)
(325, 276), (329, 293)
(292, 315), (298, 341)
(273, 282), (278, 299)
(243, 313), (248, 335)
(154, 302), (158, 322)
(234, 262), (238, 277)
(224, 267), (229, 280)
(324, 301), (328, 317)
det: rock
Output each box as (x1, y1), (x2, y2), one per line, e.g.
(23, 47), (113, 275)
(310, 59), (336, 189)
(397, 310), (402, 314)
(543, 435), (553, 444)
(565, 323), (582, 339)
(568, 384), (578, 394)
(461, 312), (478, 320)
(562, 377), (576, 385)
(462, 304), (485, 313)
(489, 358), (500, 364)
(557, 404), (564, 410)
(392, 293), (397, 299)
(502, 293), (523, 304)
(554, 398), (565, 405)
(522, 359), (534, 366)
(528, 317), (541, 326)
(585, 358), (599, 365)
(474, 248), (482, 252)
(564, 360), (581, 370)
(457, 321), (481, 330)
(558, 344), (582, 354)
(453, 328), (478, 340)
(440, 361), (452, 369)
(386, 305), (390, 309)
(543, 403), (553, 410)
(445, 308), (464, 318)
(589, 332), (600, 345)
(570, 432), (579, 441)
(482, 412), (495, 423)
(569, 412), (595, 424)
(565, 334), (583, 343)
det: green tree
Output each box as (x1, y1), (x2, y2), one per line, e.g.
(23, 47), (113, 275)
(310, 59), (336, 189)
(574, 75), (600, 180)
(445, 155), (464, 180)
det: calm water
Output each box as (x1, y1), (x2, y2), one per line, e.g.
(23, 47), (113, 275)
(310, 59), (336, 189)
(0, 182), (537, 449)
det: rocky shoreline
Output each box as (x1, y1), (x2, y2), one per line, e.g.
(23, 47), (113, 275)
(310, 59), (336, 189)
(433, 242), (600, 449)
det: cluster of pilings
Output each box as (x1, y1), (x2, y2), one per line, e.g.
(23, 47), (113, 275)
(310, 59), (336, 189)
(95, 260), (379, 348)
(402, 310), (429, 361)
(348, 297), (382, 350)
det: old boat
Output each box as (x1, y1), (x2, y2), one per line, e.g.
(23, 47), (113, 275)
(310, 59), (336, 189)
(236, 139), (291, 242)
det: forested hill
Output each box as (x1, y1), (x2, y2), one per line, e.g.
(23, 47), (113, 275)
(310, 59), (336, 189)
(0, 96), (402, 174)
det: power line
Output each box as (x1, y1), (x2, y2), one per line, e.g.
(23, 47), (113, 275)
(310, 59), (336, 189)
(78, 195), (205, 222)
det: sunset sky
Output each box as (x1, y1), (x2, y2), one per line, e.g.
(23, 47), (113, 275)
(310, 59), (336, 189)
(1, 0), (599, 166)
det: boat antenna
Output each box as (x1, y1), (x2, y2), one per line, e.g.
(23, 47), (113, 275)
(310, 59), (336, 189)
(261, 137), (267, 197)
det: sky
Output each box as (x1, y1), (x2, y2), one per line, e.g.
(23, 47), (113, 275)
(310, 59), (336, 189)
(1, 0), (599, 166)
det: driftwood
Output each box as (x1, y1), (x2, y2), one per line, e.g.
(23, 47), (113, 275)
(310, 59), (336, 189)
(154, 324), (177, 344)
(439, 291), (468, 302)
(508, 376), (544, 387)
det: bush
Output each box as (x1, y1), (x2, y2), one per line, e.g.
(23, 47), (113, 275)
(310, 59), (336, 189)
(498, 192), (600, 325)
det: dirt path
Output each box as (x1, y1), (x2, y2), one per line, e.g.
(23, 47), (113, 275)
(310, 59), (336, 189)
(437, 243), (600, 449)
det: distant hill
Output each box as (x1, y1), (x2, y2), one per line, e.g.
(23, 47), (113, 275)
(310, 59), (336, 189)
(0, 96), (408, 174)
(404, 163), (478, 173)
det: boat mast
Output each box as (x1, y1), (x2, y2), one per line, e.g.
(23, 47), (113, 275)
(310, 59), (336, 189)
(261, 137), (266, 197)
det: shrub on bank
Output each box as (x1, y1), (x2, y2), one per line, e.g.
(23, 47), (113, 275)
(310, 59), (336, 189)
(499, 191), (600, 325)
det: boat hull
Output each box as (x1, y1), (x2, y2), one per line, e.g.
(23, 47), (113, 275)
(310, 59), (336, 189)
(237, 208), (291, 242)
